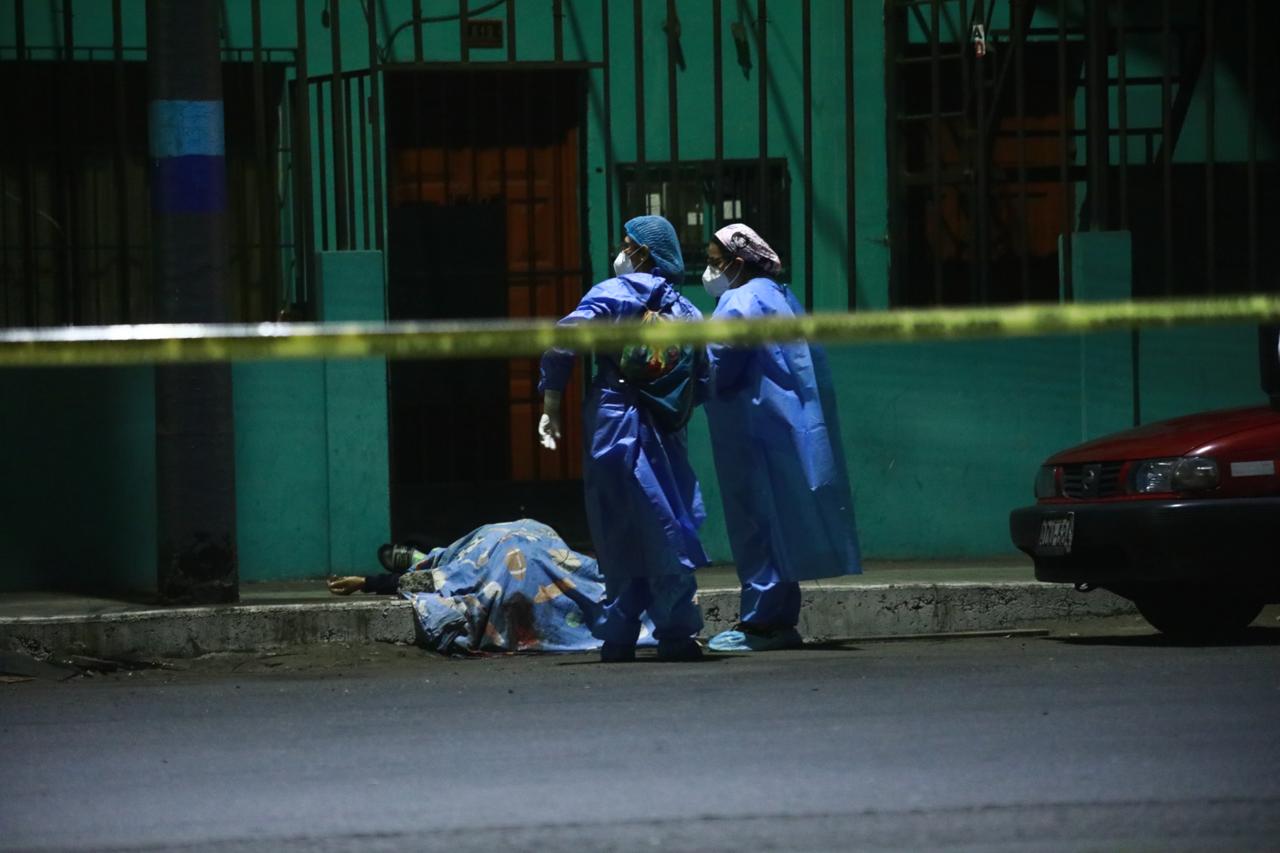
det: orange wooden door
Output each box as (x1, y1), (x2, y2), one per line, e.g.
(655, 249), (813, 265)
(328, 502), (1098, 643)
(502, 127), (584, 481)
(386, 70), (584, 484)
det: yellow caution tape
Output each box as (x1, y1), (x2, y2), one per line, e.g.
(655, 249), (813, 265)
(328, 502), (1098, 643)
(0, 295), (1277, 367)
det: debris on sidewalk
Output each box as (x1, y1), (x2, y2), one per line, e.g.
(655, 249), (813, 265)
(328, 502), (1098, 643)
(1, 649), (70, 681)
(1, 647), (183, 681)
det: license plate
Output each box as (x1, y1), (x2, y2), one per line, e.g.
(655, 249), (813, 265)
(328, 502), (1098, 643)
(1036, 513), (1074, 556)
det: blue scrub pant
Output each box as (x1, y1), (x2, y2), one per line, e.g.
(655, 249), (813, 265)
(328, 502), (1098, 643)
(739, 564), (802, 629)
(593, 573), (702, 646)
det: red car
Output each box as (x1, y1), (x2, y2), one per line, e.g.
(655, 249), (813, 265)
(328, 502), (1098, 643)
(1010, 328), (1280, 639)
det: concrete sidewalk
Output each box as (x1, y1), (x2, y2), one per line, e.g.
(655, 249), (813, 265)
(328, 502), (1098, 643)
(0, 559), (1136, 661)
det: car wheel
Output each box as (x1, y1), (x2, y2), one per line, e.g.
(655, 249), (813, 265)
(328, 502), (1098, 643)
(1133, 588), (1264, 641)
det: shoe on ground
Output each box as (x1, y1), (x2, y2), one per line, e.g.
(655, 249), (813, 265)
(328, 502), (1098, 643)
(656, 639), (703, 662)
(377, 543), (422, 573)
(599, 642), (636, 663)
(707, 624), (803, 652)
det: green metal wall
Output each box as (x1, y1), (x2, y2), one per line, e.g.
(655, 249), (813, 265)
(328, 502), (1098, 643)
(0, 2), (1268, 590)
(0, 252), (391, 593)
(0, 366), (156, 592)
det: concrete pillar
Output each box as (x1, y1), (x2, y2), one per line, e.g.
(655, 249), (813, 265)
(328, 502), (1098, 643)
(148, 0), (238, 603)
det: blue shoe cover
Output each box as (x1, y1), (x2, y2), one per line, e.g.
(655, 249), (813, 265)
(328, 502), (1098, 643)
(707, 626), (803, 652)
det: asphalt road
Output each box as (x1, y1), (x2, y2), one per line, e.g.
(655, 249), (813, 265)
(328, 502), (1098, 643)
(3, 625), (1279, 852)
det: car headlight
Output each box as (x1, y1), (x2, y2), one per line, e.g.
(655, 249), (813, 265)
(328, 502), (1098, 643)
(1172, 457), (1219, 491)
(1034, 465), (1058, 498)
(1131, 456), (1219, 494)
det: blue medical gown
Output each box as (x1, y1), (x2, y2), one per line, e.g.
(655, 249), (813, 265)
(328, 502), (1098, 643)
(539, 273), (709, 580)
(706, 278), (862, 582)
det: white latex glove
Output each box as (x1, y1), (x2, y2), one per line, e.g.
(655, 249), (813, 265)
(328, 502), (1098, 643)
(539, 390), (563, 451)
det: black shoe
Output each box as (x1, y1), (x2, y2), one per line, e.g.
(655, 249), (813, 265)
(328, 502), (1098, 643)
(377, 543), (418, 573)
(656, 639), (703, 661)
(600, 642), (636, 663)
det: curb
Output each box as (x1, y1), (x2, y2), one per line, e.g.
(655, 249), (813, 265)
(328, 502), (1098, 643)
(699, 583), (1135, 639)
(0, 599), (414, 660)
(0, 583), (1136, 660)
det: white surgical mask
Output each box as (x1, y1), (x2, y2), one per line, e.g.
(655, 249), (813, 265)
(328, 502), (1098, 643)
(613, 249), (635, 276)
(702, 264), (729, 299)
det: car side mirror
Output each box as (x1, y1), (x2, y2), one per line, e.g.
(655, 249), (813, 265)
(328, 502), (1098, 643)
(1260, 325), (1280, 410)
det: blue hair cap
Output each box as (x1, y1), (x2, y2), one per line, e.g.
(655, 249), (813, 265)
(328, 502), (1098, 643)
(624, 215), (685, 279)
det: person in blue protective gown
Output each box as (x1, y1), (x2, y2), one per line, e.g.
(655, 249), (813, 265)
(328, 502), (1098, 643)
(538, 215), (709, 663)
(700, 223), (862, 652)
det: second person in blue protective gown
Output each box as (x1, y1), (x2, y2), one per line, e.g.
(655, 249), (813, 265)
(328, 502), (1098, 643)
(700, 223), (862, 652)
(538, 215), (709, 662)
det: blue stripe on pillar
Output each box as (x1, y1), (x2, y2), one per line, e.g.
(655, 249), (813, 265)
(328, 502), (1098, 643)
(151, 156), (228, 213)
(149, 100), (226, 158)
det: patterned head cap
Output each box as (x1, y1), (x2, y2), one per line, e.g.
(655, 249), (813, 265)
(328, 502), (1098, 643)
(714, 223), (782, 275)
